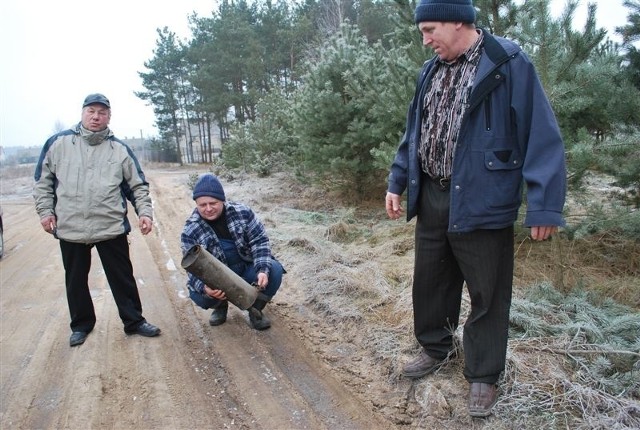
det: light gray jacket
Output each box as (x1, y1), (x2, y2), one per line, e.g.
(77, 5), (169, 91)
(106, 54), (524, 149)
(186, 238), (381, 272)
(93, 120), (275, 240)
(33, 123), (152, 244)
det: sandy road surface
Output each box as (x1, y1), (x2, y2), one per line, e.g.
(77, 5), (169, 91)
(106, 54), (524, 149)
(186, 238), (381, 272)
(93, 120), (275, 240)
(0, 167), (396, 429)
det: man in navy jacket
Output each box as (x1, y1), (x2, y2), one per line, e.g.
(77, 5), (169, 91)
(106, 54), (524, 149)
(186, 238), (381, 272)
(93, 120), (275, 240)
(385, 0), (566, 418)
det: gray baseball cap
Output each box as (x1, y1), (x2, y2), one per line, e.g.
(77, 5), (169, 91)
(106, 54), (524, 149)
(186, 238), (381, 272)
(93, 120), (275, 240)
(82, 93), (110, 108)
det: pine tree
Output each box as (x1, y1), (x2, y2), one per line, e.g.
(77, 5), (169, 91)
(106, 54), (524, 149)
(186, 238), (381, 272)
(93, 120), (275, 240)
(136, 27), (189, 165)
(617, 0), (640, 90)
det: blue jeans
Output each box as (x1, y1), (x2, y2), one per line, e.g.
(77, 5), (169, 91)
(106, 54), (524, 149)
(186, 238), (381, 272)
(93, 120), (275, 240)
(190, 239), (284, 310)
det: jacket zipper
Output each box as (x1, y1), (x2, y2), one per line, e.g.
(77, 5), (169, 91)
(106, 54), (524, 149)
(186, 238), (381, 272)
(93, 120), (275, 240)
(484, 97), (492, 131)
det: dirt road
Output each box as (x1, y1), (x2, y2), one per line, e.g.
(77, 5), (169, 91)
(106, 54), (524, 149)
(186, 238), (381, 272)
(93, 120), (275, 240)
(0, 166), (397, 429)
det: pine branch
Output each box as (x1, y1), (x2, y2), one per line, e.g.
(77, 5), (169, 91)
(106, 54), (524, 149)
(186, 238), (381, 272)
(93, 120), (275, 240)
(514, 344), (640, 357)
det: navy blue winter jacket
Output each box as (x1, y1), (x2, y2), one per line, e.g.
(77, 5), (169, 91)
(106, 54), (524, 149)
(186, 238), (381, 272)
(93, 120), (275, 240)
(387, 29), (566, 233)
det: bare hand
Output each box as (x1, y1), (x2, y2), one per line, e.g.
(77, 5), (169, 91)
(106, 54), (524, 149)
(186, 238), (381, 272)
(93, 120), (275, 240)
(139, 216), (153, 235)
(385, 192), (404, 220)
(204, 285), (227, 300)
(40, 215), (57, 235)
(255, 272), (268, 290)
(530, 226), (558, 241)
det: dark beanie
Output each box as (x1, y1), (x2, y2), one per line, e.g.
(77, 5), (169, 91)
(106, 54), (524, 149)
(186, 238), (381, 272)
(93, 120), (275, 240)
(192, 174), (226, 201)
(414, 0), (476, 24)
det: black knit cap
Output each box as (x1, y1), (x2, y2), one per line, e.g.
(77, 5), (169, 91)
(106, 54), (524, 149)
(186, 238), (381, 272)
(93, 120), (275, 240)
(192, 174), (226, 201)
(414, 0), (476, 24)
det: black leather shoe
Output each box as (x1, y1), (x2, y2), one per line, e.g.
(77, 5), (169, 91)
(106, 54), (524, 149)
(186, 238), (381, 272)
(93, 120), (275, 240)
(468, 382), (498, 417)
(401, 350), (442, 378)
(70, 331), (88, 347)
(126, 321), (161, 337)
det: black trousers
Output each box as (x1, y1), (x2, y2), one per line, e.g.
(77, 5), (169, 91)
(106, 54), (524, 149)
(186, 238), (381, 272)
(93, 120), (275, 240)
(59, 235), (145, 333)
(413, 178), (514, 384)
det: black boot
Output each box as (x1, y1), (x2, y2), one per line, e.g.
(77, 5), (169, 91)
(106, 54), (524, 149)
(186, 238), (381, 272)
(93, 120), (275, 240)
(209, 301), (228, 326)
(248, 294), (271, 330)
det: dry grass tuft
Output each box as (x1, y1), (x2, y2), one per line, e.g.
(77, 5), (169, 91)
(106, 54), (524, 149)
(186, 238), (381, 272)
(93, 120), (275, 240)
(325, 221), (353, 243)
(515, 233), (640, 308)
(286, 237), (317, 252)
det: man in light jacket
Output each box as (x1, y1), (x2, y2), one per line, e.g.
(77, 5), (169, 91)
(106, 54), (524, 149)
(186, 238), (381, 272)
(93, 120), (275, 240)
(385, 0), (566, 417)
(34, 93), (161, 347)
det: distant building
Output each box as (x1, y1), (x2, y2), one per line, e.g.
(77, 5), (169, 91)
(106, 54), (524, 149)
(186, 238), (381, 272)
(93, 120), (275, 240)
(177, 119), (222, 164)
(121, 137), (146, 154)
(0, 146), (40, 166)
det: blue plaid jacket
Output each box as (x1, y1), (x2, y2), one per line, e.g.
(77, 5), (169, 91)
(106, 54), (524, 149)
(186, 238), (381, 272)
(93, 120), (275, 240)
(181, 201), (272, 293)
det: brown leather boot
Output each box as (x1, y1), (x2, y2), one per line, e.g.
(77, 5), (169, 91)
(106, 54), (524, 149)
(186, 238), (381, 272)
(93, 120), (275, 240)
(401, 350), (442, 378)
(468, 382), (498, 417)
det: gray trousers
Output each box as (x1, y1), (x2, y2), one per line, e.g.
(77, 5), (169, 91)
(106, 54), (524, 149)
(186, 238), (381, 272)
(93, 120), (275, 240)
(413, 177), (514, 384)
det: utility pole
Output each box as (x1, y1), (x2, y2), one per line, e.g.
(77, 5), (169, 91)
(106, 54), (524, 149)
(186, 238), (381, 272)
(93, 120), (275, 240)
(140, 129), (146, 162)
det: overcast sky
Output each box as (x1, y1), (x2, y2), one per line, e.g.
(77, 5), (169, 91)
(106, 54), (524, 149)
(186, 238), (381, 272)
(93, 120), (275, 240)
(0, 0), (632, 149)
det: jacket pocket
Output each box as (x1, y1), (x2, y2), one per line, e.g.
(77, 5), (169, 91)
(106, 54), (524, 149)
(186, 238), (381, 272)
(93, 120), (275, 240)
(483, 147), (523, 210)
